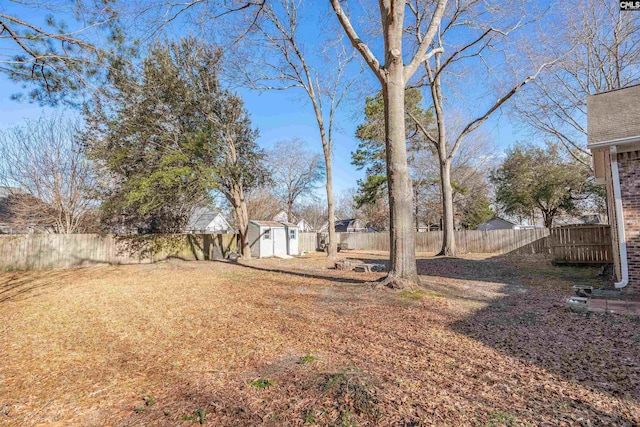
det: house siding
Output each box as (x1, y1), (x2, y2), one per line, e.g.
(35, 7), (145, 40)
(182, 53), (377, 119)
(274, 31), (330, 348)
(617, 150), (640, 295)
(247, 222), (261, 258)
(588, 85), (640, 295)
(247, 221), (299, 258)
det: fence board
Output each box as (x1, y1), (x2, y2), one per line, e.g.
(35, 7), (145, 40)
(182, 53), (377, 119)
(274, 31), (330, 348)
(337, 228), (551, 255)
(299, 232), (318, 253)
(0, 225), (614, 272)
(0, 233), (238, 272)
(549, 224), (612, 264)
(334, 226), (611, 263)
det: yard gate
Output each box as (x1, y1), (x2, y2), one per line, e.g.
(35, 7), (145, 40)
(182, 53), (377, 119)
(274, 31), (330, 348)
(549, 224), (613, 264)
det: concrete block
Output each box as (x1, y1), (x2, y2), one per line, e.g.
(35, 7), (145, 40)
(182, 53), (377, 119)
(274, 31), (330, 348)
(573, 285), (593, 297)
(567, 296), (590, 313)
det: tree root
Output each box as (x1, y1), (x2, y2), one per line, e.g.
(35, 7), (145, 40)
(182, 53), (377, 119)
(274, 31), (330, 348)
(366, 274), (421, 290)
(436, 249), (456, 257)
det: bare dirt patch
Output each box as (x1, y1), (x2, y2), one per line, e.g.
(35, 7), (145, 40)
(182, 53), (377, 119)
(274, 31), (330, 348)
(0, 251), (638, 426)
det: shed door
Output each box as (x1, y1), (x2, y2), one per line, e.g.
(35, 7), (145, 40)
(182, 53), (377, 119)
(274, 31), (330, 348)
(287, 227), (298, 255)
(273, 227), (287, 255)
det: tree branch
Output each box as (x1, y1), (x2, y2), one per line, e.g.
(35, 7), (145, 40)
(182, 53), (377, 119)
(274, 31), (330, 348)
(449, 60), (556, 160)
(404, 0), (449, 82)
(328, 0), (383, 82)
(407, 110), (438, 147)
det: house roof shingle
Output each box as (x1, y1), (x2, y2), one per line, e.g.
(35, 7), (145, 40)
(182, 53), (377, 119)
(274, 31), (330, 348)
(186, 207), (231, 231)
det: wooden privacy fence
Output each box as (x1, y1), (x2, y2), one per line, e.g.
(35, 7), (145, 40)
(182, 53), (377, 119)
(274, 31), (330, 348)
(0, 226), (613, 272)
(334, 226), (613, 263)
(0, 233), (237, 272)
(336, 228), (551, 255)
(549, 225), (613, 264)
(299, 232), (318, 254)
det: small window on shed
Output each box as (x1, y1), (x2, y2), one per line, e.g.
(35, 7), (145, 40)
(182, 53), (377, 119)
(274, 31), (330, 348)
(289, 229), (296, 240)
(263, 228), (271, 240)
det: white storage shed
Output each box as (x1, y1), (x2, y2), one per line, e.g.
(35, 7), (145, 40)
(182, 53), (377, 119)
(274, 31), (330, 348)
(248, 220), (299, 258)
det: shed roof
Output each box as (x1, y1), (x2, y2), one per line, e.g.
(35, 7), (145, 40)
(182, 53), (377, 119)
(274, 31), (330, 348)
(251, 220), (297, 227)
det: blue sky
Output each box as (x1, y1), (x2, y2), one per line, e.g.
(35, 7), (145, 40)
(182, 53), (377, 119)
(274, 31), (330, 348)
(0, 76), (521, 196)
(0, 0), (527, 199)
(0, 75), (372, 196)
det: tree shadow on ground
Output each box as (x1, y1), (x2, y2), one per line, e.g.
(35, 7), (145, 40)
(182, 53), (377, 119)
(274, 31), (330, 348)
(220, 259), (368, 285)
(0, 270), (86, 304)
(127, 255), (639, 426)
(413, 256), (640, 406)
(347, 253), (640, 406)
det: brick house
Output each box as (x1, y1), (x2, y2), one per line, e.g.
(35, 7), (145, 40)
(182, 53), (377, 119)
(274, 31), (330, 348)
(588, 84), (640, 294)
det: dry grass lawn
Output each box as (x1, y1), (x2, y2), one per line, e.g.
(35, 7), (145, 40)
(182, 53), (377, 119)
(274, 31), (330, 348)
(1, 251), (639, 426)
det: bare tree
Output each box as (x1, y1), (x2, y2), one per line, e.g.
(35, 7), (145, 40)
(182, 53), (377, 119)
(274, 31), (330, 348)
(329, 0), (448, 288)
(405, 0), (555, 256)
(294, 200), (327, 231)
(245, 187), (281, 222)
(411, 126), (495, 230)
(512, 0), (640, 164)
(231, 0), (359, 260)
(266, 139), (324, 223)
(335, 189), (359, 221)
(0, 115), (96, 233)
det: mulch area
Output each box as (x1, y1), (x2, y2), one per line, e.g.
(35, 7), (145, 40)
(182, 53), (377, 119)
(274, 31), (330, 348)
(0, 252), (638, 426)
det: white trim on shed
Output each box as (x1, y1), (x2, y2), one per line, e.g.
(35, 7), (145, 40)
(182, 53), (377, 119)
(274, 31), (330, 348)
(248, 220), (300, 258)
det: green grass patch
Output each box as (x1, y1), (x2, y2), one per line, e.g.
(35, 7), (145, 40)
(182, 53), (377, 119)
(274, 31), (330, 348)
(298, 355), (318, 365)
(302, 409), (316, 424)
(134, 394), (155, 414)
(182, 408), (206, 424)
(250, 378), (275, 389)
(194, 408), (206, 424)
(484, 411), (519, 427)
(324, 373), (347, 390)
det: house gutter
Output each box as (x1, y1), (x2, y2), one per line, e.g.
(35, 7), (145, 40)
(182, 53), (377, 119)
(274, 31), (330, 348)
(589, 135), (640, 150)
(609, 145), (629, 289)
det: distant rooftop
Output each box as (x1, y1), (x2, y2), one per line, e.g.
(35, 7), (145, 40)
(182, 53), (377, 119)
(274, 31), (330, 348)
(251, 220), (296, 227)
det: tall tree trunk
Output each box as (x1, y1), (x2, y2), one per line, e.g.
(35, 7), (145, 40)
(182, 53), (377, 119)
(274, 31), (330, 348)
(330, 0), (448, 288)
(439, 157), (456, 256)
(286, 199), (294, 223)
(233, 186), (252, 260)
(310, 97), (338, 260)
(429, 52), (456, 257)
(543, 211), (553, 228)
(324, 147), (338, 260)
(381, 29), (418, 287)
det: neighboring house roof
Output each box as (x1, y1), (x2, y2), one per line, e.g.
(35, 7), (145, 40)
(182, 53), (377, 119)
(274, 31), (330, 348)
(186, 207), (232, 232)
(581, 213), (605, 224)
(251, 220), (297, 227)
(0, 187), (56, 234)
(297, 218), (314, 232)
(335, 218), (367, 232)
(272, 210), (289, 223)
(552, 213), (606, 227)
(476, 217), (518, 231)
(0, 187), (24, 218)
(318, 215), (343, 233)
